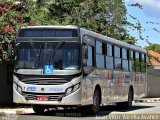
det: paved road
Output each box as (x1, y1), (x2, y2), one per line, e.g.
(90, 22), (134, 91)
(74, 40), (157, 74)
(6, 102), (160, 120)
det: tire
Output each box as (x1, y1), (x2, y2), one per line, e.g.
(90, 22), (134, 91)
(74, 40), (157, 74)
(126, 88), (133, 108)
(33, 105), (45, 114)
(86, 89), (100, 115)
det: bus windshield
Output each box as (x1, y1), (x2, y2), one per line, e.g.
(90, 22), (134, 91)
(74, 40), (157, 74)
(15, 42), (81, 70)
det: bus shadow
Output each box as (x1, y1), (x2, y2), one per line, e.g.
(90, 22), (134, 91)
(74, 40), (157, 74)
(22, 105), (155, 117)
(100, 105), (154, 113)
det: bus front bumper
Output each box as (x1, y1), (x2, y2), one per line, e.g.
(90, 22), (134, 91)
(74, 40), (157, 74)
(13, 87), (82, 106)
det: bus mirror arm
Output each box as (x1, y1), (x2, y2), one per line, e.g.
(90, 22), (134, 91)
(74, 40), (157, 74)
(83, 66), (94, 75)
(83, 45), (88, 59)
(83, 59), (87, 66)
(7, 44), (12, 56)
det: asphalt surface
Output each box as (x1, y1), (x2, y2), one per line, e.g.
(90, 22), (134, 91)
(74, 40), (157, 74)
(4, 102), (160, 120)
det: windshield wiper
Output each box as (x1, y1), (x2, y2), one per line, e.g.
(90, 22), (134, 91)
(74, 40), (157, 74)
(29, 39), (39, 59)
(48, 41), (65, 65)
(37, 44), (42, 68)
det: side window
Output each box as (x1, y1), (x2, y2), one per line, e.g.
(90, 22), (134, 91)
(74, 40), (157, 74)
(122, 48), (129, 71)
(106, 44), (113, 69)
(114, 46), (120, 58)
(135, 52), (140, 62)
(122, 48), (127, 59)
(87, 46), (93, 66)
(96, 41), (105, 68)
(107, 44), (112, 56)
(141, 53), (146, 73)
(106, 56), (113, 69)
(114, 46), (122, 70)
(135, 52), (141, 72)
(83, 35), (95, 67)
(96, 41), (102, 54)
(130, 50), (134, 61)
(115, 58), (122, 70)
(96, 54), (104, 68)
(129, 50), (135, 72)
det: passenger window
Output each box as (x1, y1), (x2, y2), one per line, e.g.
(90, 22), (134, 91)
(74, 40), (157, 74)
(135, 52), (139, 62)
(122, 60), (129, 71)
(130, 50), (134, 61)
(141, 53), (146, 73)
(141, 54), (145, 62)
(122, 48), (127, 59)
(96, 54), (104, 68)
(114, 46), (120, 58)
(96, 41), (102, 54)
(115, 58), (121, 70)
(87, 46), (93, 66)
(107, 44), (112, 56)
(141, 63), (146, 73)
(106, 56), (113, 69)
(129, 61), (135, 72)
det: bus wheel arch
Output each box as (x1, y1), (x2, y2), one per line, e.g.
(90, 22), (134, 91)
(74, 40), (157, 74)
(94, 84), (102, 105)
(87, 84), (101, 114)
(126, 85), (134, 108)
(80, 85), (102, 115)
(129, 85), (134, 101)
(117, 85), (134, 108)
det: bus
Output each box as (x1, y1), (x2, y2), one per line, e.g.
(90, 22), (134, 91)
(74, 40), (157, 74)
(13, 25), (147, 114)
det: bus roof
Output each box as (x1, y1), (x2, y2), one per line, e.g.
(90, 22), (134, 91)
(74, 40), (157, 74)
(20, 25), (79, 29)
(19, 25), (146, 53)
(80, 28), (146, 54)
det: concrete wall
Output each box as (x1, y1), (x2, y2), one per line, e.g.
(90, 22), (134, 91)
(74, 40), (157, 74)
(0, 62), (14, 106)
(147, 69), (160, 98)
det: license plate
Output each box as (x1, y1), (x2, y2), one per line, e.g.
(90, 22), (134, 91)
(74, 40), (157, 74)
(36, 96), (49, 101)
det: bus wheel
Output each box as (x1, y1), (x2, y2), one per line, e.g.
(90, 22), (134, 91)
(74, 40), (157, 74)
(126, 88), (133, 108)
(33, 105), (45, 114)
(89, 89), (100, 115)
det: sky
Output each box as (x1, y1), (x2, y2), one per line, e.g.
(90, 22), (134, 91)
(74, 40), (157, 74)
(124, 0), (160, 48)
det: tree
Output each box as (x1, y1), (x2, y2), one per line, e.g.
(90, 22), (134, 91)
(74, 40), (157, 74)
(47, 0), (137, 44)
(145, 43), (160, 54)
(0, 0), (50, 62)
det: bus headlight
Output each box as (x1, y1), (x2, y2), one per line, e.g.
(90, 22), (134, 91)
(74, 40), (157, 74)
(17, 86), (22, 94)
(13, 82), (18, 89)
(73, 83), (80, 92)
(66, 88), (72, 96)
(13, 82), (22, 94)
(66, 83), (80, 96)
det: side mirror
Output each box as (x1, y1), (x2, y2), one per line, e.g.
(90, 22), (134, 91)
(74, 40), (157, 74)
(7, 42), (17, 60)
(83, 59), (87, 66)
(7, 44), (12, 56)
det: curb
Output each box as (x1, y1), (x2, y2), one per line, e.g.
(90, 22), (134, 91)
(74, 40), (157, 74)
(0, 108), (34, 115)
(134, 98), (160, 103)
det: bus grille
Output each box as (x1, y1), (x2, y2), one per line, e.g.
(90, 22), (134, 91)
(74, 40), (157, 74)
(22, 92), (65, 101)
(21, 78), (68, 85)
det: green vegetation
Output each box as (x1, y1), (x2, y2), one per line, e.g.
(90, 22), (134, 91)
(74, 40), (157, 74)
(0, 0), (144, 62)
(145, 43), (160, 54)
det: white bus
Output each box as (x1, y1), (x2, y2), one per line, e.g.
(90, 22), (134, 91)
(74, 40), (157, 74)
(13, 25), (147, 114)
